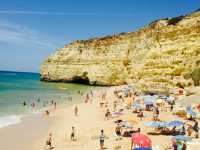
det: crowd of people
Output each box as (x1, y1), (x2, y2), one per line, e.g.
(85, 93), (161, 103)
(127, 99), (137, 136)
(42, 86), (200, 150)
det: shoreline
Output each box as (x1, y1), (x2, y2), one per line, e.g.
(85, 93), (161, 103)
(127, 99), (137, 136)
(0, 86), (200, 150)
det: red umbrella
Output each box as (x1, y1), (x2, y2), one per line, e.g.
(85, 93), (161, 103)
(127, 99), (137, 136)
(197, 104), (200, 111)
(132, 133), (152, 148)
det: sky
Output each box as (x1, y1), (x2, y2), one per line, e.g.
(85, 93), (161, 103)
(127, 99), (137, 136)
(0, 0), (200, 72)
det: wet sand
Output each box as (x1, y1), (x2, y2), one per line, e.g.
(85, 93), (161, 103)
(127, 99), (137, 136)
(0, 113), (51, 150)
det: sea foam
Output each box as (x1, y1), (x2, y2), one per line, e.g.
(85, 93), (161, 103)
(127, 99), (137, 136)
(0, 115), (22, 128)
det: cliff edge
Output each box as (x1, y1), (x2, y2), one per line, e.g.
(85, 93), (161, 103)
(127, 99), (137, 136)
(41, 10), (200, 93)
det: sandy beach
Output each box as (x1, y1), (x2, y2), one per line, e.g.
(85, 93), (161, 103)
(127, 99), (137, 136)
(0, 86), (200, 150)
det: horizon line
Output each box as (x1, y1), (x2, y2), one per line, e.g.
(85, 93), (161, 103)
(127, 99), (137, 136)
(0, 70), (39, 74)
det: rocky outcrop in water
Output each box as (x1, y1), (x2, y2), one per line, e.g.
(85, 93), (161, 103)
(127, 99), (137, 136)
(41, 10), (200, 93)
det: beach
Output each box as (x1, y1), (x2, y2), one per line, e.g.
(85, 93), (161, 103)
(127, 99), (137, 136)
(0, 86), (200, 150)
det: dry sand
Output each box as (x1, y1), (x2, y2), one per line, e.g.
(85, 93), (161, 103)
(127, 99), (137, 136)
(0, 87), (200, 150)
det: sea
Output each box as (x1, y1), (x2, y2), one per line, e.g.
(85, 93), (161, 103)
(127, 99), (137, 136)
(0, 70), (93, 128)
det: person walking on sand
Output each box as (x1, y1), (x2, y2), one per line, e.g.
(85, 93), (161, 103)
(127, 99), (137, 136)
(105, 109), (111, 120)
(115, 123), (122, 140)
(74, 106), (78, 116)
(85, 93), (89, 103)
(46, 133), (53, 149)
(99, 130), (105, 150)
(71, 127), (76, 141)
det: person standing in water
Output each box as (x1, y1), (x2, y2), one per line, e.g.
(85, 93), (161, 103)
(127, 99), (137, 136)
(54, 102), (57, 109)
(32, 101), (35, 108)
(22, 101), (26, 106)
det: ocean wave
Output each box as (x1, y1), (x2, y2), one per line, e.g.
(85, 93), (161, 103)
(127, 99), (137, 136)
(0, 115), (22, 128)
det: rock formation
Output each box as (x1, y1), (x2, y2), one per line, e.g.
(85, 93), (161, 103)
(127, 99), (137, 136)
(41, 9), (200, 93)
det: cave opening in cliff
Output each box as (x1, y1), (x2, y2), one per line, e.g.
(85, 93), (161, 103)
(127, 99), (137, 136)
(72, 75), (90, 84)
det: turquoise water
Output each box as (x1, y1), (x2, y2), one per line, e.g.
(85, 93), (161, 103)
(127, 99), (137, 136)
(0, 71), (93, 127)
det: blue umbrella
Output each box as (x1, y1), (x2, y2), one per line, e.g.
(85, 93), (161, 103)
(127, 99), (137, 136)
(144, 101), (154, 105)
(132, 103), (143, 109)
(186, 105), (192, 111)
(142, 95), (156, 105)
(120, 121), (133, 128)
(168, 121), (184, 127)
(186, 105), (196, 118)
(173, 135), (192, 142)
(134, 148), (152, 150)
(145, 121), (167, 127)
(187, 110), (196, 118)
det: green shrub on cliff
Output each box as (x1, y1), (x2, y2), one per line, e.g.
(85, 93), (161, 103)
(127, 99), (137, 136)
(191, 68), (200, 86)
(168, 15), (185, 25)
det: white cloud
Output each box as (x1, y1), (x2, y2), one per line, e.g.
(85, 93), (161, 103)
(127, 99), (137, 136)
(0, 10), (135, 17)
(0, 21), (59, 49)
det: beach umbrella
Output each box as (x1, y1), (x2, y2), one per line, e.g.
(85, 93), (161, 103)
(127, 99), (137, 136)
(172, 135), (192, 142)
(112, 112), (123, 115)
(132, 133), (152, 148)
(132, 103), (143, 110)
(144, 101), (154, 106)
(133, 148), (152, 150)
(142, 95), (156, 104)
(186, 105), (197, 118)
(145, 121), (167, 127)
(168, 120), (184, 127)
(120, 121), (133, 128)
(187, 110), (197, 118)
(160, 95), (168, 100)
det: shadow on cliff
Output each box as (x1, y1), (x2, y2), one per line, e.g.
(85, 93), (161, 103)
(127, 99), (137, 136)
(71, 75), (90, 84)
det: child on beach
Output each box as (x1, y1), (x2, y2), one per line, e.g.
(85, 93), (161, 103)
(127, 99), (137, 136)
(99, 130), (105, 150)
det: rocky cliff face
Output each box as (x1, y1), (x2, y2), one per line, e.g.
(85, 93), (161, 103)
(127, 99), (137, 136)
(41, 10), (200, 93)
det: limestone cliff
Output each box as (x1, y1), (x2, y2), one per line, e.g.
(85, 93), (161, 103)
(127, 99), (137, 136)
(41, 10), (200, 93)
